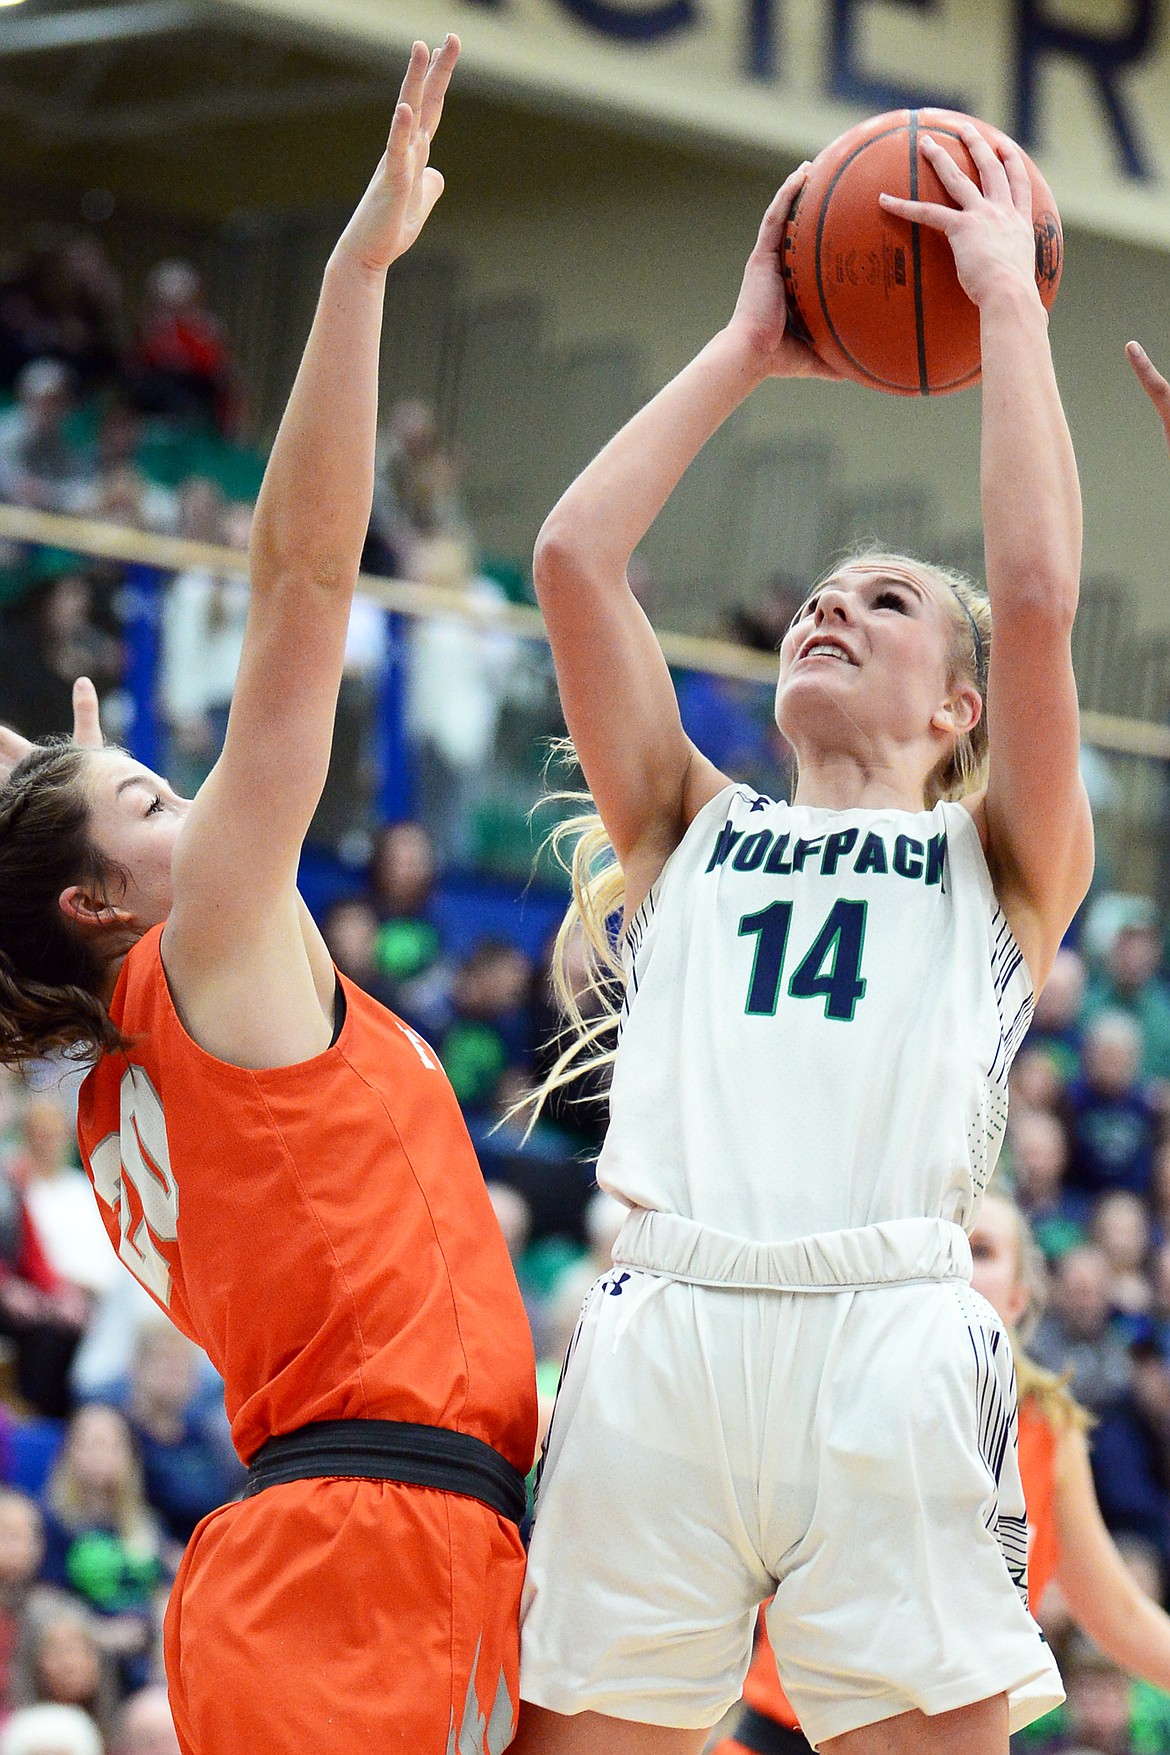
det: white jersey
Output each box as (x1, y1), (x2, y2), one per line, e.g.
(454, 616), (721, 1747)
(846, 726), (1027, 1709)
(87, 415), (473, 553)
(597, 784), (1034, 1243)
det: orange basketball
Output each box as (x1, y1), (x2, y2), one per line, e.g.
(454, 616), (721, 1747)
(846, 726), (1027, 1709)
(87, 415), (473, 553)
(780, 108), (1063, 396)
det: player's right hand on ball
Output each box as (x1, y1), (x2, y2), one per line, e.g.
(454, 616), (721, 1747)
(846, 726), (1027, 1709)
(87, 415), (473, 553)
(727, 166), (843, 382)
(1128, 341), (1170, 456)
(336, 35), (460, 276)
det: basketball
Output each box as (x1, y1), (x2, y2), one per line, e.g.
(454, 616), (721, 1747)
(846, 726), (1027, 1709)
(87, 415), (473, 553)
(780, 108), (1063, 396)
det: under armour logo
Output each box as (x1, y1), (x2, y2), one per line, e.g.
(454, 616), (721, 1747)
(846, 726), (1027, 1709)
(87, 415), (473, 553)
(606, 1272), (631, 1296)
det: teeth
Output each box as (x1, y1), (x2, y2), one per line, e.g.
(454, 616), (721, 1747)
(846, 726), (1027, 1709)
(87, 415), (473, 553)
(805, 643), (849, 661)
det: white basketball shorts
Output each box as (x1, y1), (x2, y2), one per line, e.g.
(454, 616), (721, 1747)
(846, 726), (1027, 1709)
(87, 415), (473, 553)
(520, 1211), (1063, 1749)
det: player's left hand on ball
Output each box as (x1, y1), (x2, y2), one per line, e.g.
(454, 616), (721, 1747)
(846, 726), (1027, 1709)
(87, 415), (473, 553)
(728, 164), (844, 382)
(337, 34), (460, 276)
(1127, 341), (1170, 453)
(878, 123), (1037, 310)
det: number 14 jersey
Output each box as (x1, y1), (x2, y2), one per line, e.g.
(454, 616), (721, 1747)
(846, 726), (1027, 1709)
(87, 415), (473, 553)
(597, 785), (1034, 1244)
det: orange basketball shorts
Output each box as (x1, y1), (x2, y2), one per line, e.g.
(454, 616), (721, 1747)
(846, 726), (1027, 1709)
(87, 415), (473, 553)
(164, 1476), (525, 1753)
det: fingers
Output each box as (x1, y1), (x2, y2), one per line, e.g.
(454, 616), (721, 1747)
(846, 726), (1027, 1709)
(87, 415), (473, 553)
(0, 727), (33, 777)
(878, 191), (958, 233)
(397, 39), (429, 120)
(71, 677), (103, 749)
(919, 135), (981, 209)
(1128, 341), (1170, 434)
(999, 138), (1034, 221)
(757, 162), (810, 249)
(955, 122), (1011, 204)
(419, 33), (460, 140)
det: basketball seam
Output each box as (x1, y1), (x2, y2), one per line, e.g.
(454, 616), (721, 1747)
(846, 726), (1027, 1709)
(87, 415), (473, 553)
(808, 118), (985, 395)
(908, 111), (930, 398)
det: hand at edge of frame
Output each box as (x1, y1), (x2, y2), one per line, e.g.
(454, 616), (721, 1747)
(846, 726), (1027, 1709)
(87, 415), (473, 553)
(1128, 341), (1170, 456)
(0, 676), (103, 784)
(336, 35), (461, 278)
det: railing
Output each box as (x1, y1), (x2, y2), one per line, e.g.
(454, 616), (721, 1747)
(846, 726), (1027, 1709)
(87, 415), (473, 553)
(1, 505), (1166, 903)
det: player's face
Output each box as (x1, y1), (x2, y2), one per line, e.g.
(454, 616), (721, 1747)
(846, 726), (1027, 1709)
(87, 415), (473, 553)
(82, 748), (190, 931)
(969, 1198), (1030, 1328)
(774, 563), (962, 770)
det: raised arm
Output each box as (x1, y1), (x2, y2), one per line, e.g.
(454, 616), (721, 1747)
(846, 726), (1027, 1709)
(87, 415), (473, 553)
(1054, 1421), (1170, 1691)
(533, 167), (838, 909)
(163, 38), (459, 1063)
(881, 128), (1092, 985)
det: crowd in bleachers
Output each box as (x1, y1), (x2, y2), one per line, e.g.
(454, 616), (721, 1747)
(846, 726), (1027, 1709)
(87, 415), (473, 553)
(6, 230), (1170, 1754)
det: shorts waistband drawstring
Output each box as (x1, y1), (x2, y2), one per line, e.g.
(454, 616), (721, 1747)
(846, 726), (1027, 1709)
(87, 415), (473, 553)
(612, 1210), (972, 1293)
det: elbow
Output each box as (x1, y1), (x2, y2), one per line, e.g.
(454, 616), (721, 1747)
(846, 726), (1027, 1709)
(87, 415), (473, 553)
(992, 566), (1080, 639)
(533, 513), (607, 606)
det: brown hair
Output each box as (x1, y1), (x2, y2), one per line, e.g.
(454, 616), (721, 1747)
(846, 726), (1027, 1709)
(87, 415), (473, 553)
(0, 743), (128, 1066)
(521, 550), (993, 1127)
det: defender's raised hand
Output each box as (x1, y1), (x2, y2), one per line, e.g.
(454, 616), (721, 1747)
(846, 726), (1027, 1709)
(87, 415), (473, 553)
(338, 35), (460, 276)
(0, 676), (103, 783)
(1128, 341), (1170, 456)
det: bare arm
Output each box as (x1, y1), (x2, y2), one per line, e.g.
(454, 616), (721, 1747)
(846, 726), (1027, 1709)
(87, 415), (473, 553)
(163, 38), (459, 1065)
(882, 129), (1091, 986)
(533, 167), (839, 908)
(1054, 1422), (1170, 1691)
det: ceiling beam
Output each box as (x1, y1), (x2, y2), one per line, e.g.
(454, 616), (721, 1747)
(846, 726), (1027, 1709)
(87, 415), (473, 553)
(6, 70), (390, 142)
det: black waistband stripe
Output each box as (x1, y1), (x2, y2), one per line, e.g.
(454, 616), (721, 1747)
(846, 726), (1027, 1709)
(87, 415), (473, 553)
(245, 1419), (528, 1526)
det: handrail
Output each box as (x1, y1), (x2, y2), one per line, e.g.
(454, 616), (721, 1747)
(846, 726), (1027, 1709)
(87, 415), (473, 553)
(2, 502), (1167, 760)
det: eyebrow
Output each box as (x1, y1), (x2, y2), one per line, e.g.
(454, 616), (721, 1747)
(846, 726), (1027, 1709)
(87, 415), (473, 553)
(115, 774), (154, 798)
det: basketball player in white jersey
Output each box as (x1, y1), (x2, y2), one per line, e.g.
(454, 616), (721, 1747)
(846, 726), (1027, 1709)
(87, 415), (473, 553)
(510, 127), (1090, 1755)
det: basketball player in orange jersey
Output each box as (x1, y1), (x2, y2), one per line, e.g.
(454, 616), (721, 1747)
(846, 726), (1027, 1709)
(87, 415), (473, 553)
(0, 36), (538, 1755)
(712, 1187), (1170, 1755)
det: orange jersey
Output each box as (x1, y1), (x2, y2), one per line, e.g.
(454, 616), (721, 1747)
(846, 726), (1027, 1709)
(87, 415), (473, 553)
(1018, 1391), (1061, 1612)
(76, 926), (537, 1471)
(728, 1387), (1062, 1746)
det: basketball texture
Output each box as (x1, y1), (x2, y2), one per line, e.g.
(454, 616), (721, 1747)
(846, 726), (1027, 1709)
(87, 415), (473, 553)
(780, 109), (1063, 396)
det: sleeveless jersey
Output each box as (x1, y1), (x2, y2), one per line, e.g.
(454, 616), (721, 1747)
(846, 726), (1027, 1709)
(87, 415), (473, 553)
(75, 927), (537, 1471)
(598, 786), (1034, 1241)
(1018, 1393), (1061, 1610)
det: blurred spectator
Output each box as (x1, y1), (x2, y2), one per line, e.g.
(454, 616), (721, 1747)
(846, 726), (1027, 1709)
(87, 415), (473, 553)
(1091, 1340), (1170, 1572)
(1092, 1192), (1153, 1324)
(126, 262), (237, 436)
(111, 1323), (241, 1548)
(1066, 1013), (1160, 1201)
(0, 236), (121, 395)
(320, 898), (396, 1011)
(1084, 898), (1170, 1086)
(405, 539), (523, 863)
(366, 400), (467, 576)
(0, 362), (91, 515)
(77, 407), (175, 537)
(159, 481), (247, 796)
(1055, 1645), (1138, 1753)
(0, 1492), (47, 1709)
(0, 569), (122, 744)
(10, 1593), (115, 1740)
(1010, 1043), (1068, 1118)
(1007, 1107), (1086, 1259)
(0, 1153), (87, 1419)
(1028, 946), (1088, 1085)
(437, 940), (532, 1116)
(528, 923), (611, 1154)
(39, 1409), (165, 1680)
(0, 1703), (103, 1755)
(110, 1685), (178, 1755)
(369, 820), (442, 980)
(11, 1098), (118, 1299)
(1031, 1245), (1133, 1412)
